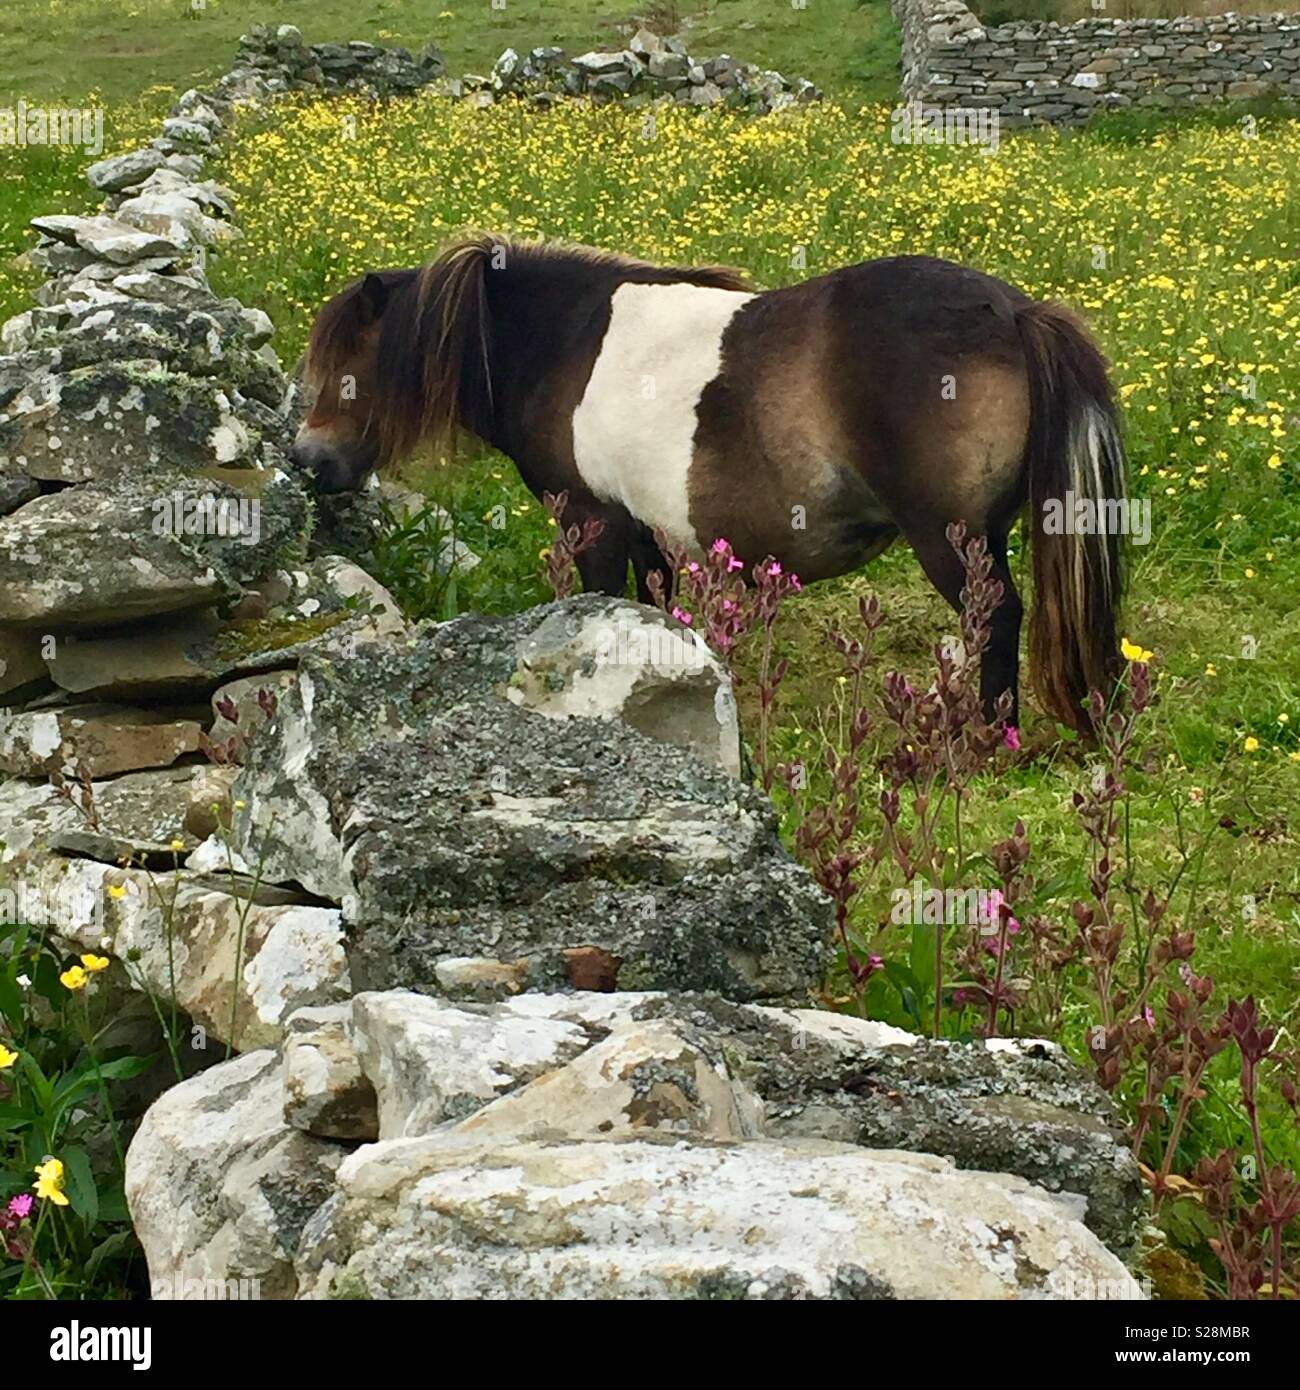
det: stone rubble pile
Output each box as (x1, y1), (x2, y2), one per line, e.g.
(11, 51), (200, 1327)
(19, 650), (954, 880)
(895, 0), (1300, 125)
(231, 22), (822, 113)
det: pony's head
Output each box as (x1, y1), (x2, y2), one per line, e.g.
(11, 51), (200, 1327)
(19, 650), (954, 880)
(294, 237), (497, 493)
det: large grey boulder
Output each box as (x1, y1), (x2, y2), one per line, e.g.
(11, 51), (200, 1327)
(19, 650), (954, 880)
(228, 597), (820, 1002)
(296, 1136), (1140, 1300)
(126, 1050), (344, 1299)
(336, 704), (829, 1001)
(233, 595), (743, 894)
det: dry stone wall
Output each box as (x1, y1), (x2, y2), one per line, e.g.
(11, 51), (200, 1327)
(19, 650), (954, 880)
(894, 0), (1300, 125)
(230, 23), (821, 112)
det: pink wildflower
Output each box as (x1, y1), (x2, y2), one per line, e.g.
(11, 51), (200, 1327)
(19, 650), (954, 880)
(1003, 725), (1021, 751)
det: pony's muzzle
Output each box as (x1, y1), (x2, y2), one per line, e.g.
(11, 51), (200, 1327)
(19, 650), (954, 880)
(291, 437), (363, 495)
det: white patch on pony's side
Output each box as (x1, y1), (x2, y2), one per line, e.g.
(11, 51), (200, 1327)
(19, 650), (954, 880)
(571, 281), (755, 550)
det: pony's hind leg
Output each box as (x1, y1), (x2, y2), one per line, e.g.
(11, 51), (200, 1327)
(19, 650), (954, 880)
(905, 524), (1023, 728)
(980, 532), (1023, 728)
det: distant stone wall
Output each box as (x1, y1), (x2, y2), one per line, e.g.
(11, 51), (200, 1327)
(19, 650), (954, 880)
(894, 0), (1300, 125)
(230, 23), (821, 113)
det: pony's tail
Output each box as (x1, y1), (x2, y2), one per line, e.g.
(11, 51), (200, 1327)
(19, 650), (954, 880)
(1014, 300), (1126, 734)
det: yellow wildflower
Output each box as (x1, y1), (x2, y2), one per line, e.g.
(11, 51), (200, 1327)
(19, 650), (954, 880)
(34, 1158), (69, 1207)
(80, 954), (110, 973)
(1120, 638), (1153, 664)
(0, 1043), (18, 1070)
(60, 965), (88, 991)
(1243, 737), (1260, 753)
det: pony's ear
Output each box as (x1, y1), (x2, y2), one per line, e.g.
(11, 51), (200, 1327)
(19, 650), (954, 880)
(356, 273), (389, 326)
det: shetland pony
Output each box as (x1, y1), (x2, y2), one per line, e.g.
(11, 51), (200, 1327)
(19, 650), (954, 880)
(294, 233), (1126, 731)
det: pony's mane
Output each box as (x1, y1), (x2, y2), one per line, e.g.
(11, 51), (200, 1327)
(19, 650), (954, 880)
(303, 232), (752, 469)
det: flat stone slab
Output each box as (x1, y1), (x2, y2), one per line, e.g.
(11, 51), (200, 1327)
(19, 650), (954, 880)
(0, 704), (202, 777)
(0, 468), (311, 630)
(30, 214), (185, 265)
(297, 1136), (1142, 1301)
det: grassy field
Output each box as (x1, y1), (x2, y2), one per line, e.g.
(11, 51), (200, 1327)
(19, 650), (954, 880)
(0, 1), (1298, 1294)
(0, 0), (900, 108)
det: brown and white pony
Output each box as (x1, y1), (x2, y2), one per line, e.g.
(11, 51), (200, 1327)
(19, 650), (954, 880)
(295, 232), (1125, 731)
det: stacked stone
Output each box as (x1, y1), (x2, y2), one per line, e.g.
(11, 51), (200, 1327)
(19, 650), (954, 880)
(0, 64), (462, 1060)
(227, 22), (821, 113)
(895, 0), (1300, 127)
(480, 27), (822, 111)
(225, 24), (447, 100)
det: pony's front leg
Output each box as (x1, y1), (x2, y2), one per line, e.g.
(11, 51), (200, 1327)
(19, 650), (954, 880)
(630, 527), (670, 606)
(566, 496), (633, 597)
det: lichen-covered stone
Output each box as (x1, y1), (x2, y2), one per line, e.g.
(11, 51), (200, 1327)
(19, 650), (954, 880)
(85, 148), (167, 194)
(1, 357), (286, 486)
(0, 766), (204, 862)
(30, 213), (185, 265)
(126, 1050), (344, 1299)
(232, 597), (759, 906)
(0, 467), (311, 630)
(336, 705), (831, 1002)
(295, 1136), (1141, 1300)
